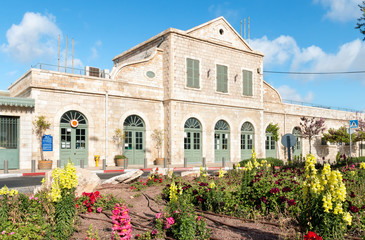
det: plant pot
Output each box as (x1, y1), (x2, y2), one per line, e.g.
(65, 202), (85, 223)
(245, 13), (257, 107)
(115, 158), (127, 167)
(38, 160), (53, 170)
(154, 158), (164, 165)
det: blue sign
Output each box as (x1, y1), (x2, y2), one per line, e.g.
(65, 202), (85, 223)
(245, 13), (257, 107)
(42, 135), (53, 151)
(350, 120), (358, 129)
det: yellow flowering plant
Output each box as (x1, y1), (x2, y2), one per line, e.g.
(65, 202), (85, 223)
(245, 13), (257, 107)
(300, 154), (351, 239)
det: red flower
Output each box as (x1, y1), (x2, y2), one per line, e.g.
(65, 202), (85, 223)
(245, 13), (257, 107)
(304, 231), (322, 240)
(288, 199), (296, 206)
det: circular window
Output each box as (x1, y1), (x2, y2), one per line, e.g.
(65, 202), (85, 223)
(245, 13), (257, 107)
(219, 29), (224, 35)
(146, 71), (155, 78)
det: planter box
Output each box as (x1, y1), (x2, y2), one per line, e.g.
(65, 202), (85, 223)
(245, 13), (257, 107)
(38, 160), (53, 170)
(115, 158), (127, 167)
(154, 158), (164, 165)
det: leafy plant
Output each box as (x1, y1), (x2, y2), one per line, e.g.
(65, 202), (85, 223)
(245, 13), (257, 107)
(113, 128), (125, 155)
(33, 115), (51, 161)
(151, 128), (164, 158)
(266, 123), (280, 141)
(300, 116), (326, 153)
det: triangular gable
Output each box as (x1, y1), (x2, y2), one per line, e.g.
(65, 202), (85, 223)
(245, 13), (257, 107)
(186, 17), (252, 51)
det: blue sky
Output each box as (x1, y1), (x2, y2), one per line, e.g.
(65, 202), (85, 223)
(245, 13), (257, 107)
(0, 0), (364, 111)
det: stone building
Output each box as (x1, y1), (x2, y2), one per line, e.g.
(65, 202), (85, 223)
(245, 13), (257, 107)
(0, 17), (362, 169)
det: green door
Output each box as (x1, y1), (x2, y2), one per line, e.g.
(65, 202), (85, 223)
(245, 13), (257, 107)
(265, 133), (277, 158)
(241, 122), (254, 160)
(214, 120), (230, 162)
(292, 127), (302, 158)
(184, 118), (202, 163)
(60, 111), (88, 167)
(0, 116), (19, 169)
(123, 115), (145, 165)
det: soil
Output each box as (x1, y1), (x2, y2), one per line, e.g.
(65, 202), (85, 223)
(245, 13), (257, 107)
(71, 178), (300, 240)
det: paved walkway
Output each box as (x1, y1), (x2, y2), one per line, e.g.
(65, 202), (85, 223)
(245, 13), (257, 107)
(0, 161), (236, 179)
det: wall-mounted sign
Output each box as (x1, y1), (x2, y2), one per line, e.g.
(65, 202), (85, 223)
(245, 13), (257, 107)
(70, 119), (79, 128)
(42, 135), (53, 152)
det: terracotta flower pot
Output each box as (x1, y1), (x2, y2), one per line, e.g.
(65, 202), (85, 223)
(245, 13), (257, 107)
(38, 160), (53, 170)
(154, 158), (164, 165)
(115, 158), (127, 167)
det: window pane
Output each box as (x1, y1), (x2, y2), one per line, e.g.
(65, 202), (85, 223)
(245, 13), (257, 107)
(215, 133), (220, 150)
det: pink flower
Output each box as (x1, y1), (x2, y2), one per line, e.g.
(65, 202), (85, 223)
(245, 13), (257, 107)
(96, 207), (102, 213)
(166, 217), (175, 225)
(197, 216), (202, 221)
(155, 212), (163, 219)
(1, 231), (5, 235)
(151, 229), (157, 235)
(9, 232), (15, 235)
(35, 197), (38, 200)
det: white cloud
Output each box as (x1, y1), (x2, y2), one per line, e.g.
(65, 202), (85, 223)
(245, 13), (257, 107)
(314, 0), (362, 22)
(252, 35), (365, 82)
(277, 85), (314, 102)
(208, 4), (239, 20)
(1, 12), (61, 63)
(89, 40), (102, 60)
(250, 35), (299, 66)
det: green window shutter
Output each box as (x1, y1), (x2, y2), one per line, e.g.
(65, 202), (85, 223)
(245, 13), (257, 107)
(243, 70), (253, 96)
(248, 71), (252, 96)
(217, 65), (228, 93)
(193, 59), (200, 88)
(187, 58), (199, 88)
(187, 58), (193, 87)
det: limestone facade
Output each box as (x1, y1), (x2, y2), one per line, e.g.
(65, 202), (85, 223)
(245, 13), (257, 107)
(1, 17), (363, 169)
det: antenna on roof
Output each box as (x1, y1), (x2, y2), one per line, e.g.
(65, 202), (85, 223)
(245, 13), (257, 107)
(240, 20), (242, 37)
(72, 38), (74, 74)
(244, 18), (246, 39)
(65, 35), (68, 73)
(248, 16), (250, 43)
(58, 35), (60, 72)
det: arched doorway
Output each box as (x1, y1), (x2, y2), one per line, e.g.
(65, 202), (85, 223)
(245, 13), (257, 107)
(123, 115), (145, 164)
(60, 110), (88, 166)
(265, 126), (277, 158)
(214, 120), (230, 162)
(241, 122), (254, 160)
(184, 118), (202, 163)
(292, 127), (302, 158)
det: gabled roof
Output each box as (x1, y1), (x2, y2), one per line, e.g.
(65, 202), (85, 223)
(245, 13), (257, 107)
(185, 16), (253, 52)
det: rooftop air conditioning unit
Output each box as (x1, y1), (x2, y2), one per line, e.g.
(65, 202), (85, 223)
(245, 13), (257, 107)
(85, 66), (100, 77)
(100, 69), (110, 78)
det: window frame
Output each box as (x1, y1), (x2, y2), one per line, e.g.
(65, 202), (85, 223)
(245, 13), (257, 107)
(185, 57), (201, 89)
(216, 64), (229, 93)
(241, 68), (253, 96)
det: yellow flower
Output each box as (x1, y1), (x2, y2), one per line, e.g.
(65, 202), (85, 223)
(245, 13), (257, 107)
(219, 168), (226, 178)
(360, 162), (365, 169)
(209, 182), (216, 188)
(343, 212), (352, 226)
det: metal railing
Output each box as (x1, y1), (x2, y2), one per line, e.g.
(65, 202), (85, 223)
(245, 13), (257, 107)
(283, 99), (363, 114)
(31, 63), (110, 79)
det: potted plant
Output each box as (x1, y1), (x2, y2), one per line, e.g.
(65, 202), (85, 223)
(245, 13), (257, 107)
(151, 128), (164, 165)
(33, 115), (52, 169)
(114, 154), (127, 166)
(113, 128), (127, 166)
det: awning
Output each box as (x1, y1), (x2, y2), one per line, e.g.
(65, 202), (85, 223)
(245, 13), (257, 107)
(0, 96), (35, 108)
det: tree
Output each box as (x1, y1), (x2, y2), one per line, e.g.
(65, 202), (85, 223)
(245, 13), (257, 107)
(355, 118), (365, 141)
(356, 1), (365, 40)
(299, 116), (326, 154)
(33, 115), (51, 161)
(151, 128), (164, 159)
(323, 126), (352, 144)
(113, 128), (125, 155)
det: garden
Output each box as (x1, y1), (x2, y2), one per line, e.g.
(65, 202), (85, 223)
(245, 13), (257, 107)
(1, 150), (365, 239)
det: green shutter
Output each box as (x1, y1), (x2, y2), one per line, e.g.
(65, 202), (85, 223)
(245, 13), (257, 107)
(243, 70), (253, 96)
(187, 58), (193, 87)
(248, 71), (252, 96)
(217, 65), (228, 93)
(193, 59), (200, 88)
(187, 58), (200, 88)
